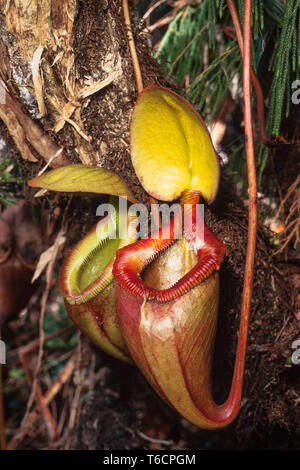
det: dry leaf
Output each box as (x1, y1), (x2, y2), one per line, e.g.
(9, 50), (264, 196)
(31, 230), (66, 284)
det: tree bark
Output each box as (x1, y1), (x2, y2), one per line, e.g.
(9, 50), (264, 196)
(0, 0), (165, 200)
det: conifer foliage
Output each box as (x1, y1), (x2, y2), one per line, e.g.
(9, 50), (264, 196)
(141, 0), (299, 185)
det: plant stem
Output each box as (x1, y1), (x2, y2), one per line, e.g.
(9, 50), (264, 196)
(226, 0), (269, 145)
(122, 0), (144, 94)
(233, 0), (258, 408)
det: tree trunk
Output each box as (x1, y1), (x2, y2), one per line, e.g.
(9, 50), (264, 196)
(0, 0), (298, 449)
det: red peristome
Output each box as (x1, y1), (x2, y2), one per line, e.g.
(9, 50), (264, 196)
(112, 214), (179, 300)
(113, 191), (227, 303)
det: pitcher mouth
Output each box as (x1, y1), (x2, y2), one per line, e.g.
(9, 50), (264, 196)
(60, 228), (119, 305)
(60, 207), (138, 306)
(113, 236), (224, 303)
(142, 237), (198, 291)
(113, 191), (227, 304)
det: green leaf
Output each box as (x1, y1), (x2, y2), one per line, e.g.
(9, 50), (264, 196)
(28, 164), (136, 203)
(9, 369), (26, 379)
